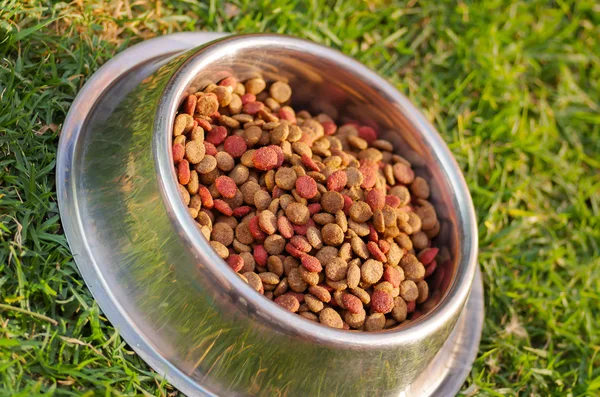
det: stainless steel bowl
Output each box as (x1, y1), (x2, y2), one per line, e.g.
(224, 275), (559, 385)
(57, 33), (482, 396)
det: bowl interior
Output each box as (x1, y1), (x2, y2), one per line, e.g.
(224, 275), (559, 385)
(163, 35), (476, 334)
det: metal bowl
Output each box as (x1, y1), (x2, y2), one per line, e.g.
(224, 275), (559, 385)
(57, 33), (482, 396)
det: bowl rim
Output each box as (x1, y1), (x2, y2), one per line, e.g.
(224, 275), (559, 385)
(155, 33), (478, 346)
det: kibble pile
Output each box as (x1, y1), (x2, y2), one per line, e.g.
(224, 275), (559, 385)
(172, 76), (442, 331)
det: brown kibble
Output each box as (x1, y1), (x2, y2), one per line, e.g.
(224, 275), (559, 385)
(195, 155), (217, 174)
(364, 313), (385, 331)
(393, 162), (415, 185)
(245, 78), (266, 95)
(264, 234), (285, 255)
(308, 285), (331, 303)
(344, 308), (366, 329)
(346, 262), (361, 289)
(214, 86), (232, 107)
(400, 280), (419, 302)
(391, 297), (408, 322)
(269, 81), (292, 103)
(411, 176), (430, 199)
(287, 267), (308, 292)
(361, 259), (384, 285)
(275, 167), (297, 190)
(349, 201), (373, 223)
(174, 113), (194, 136)
(319, 307), (343, 329)
(285, 202), (310, 225)
(305, 294), (324, 312)
(196, 93), (219, 116)
(416, 280), (429, 304)
(258, 210), (277, 235)
(325, 257), (348, 281)
(210, 240), (229, 259)
(211, 222), (234, 246)
(321, 224), (344, 246)
(321, 191), (344, 214)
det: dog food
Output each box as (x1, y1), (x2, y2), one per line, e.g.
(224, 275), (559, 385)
(172, 76), (443, 331)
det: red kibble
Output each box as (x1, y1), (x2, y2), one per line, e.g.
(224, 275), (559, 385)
(308, 203), (322, 215)
(425, 260), (437, 278)
(342, 194), (353, 215)
(253, 245), (268, 266)
(272, 186), (284, 199)
(296, 175), (318, 199)
(371, 290), (393, 313)
(383, 266), (402, 288)
(301, 154), (320, 172)
(378, 239), (390, 254)
(177, 160), (190, 185)
(232, 206), (252, 218)
(243, 101), (264, 115)
(432, 268), (445, 291)
(241, 93), (256, 105)
(327, 170), (347, 192)
(411, 311), (422, 320)
(368, 224), (379, 242)
(224, 135), (247, 158)
(253, 147), (278, 170)
(210, 110), (221, 120)
(342, 293), (362, 314)
(290, 235), (311, 253)
(198, 185), (213, 209)
(195, 118), (212, 131)
(366, 189), (385, 211)
(278, 107), (296, 124)
(406, 300), (416, 313)
(213, 199), (233, 216)
(215, 176), (237, 198)
(277, 216), (294, 239)
(203, 141), (217, 156)
(367, 241), (386, 262)
(268, 145), (285, 167)
(321, 121), (337, 136)
(249, 216), (267, 240)
(286, 291), (305, 303)
(184, 95), (197, 115)
(385, 195), (401, 208)
(172, 143), (185, 163)
(285, 243), (305, 258)
(218, 76), (237, 88)
(226, 254), (244, 272)
(358, 126), (377, 144)
(359, 160), (377, 189)
(301, 254), (322, 272)
(206, 125), (228, 145)
(417, 247), (439, 265)
(292, 218), (314, 235)
(298, 133), (315, 147)
(274, 294), (300, 312)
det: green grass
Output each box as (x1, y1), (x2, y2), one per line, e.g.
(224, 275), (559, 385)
(0, 0), (598, 395)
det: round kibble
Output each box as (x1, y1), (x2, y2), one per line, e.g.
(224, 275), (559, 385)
(400, 280), (419, 302)
(224, 136), (247, 158)
(361, 259), (384, 285)
(319, 307), (343, 329)
(269, 81), (292, 103)
(325, 257), (348, 281)
(371, 290), (394, 314)
(275, 167), (297, 190)
(364, 313), (385, 331)
(321, 191), (344, 213)
(215, 176), (237, 198)
(275, 294), (299, 312)
(285, 202), (310, 225)
(321, 224), (344, 246)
